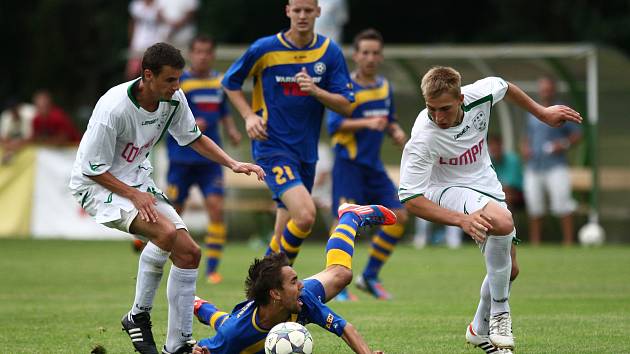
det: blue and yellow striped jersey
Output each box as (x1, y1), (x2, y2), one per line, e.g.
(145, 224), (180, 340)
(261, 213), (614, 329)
(327, 76), (395, 168)
(197, 279), (346, 354)
(222, 32), (354, 163)
(167, 70), (228, 163)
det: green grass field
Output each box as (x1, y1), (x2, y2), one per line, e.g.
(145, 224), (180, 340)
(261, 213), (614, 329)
(1, 239), (629, 353)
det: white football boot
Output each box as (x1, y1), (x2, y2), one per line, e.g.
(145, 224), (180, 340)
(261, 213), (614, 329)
(465, 323), (500, 353)
(489, 312), (514, 349)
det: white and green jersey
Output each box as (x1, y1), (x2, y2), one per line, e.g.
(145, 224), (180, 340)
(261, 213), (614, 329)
(69, 79), (202, 191)
(398, 77), (508, 204)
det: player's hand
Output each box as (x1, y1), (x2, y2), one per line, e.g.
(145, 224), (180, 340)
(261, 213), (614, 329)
(296, 67), (319, 96)
(195, 118), (208, 133)
(131, 191), (159, 223)
(244, 113), (268, 141)
(389, 126), (407, 147)
(192, 345), (210, 354)
(227, 127), (242, 146)
(231, 161), (266, 181)
(460, 211), (493, 243)
(540, 105), (582, 127)
(365, 116), (388, 131)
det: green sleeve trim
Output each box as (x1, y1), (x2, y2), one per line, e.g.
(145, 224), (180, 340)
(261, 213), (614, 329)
(463, 94), (493, 112)
(185, 132), (203, 146)
(400, 193), (423, 203)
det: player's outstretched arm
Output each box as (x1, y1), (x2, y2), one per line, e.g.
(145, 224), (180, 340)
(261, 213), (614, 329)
(190, 135), (265, 181)
(505, 82), (582, 127)
(223, 88), (268, 141)
(341, 322), (384, 354)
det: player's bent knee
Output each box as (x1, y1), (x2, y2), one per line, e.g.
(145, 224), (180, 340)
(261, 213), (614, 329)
(293, 208), (316, 230)
(325, 264), (352, 288)
(491, 212), (514, 236)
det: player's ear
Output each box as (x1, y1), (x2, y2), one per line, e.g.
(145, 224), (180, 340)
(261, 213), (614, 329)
(270, 288), (281, 302)
(458, 94), (464, 104)
(143, 69), (153, 82)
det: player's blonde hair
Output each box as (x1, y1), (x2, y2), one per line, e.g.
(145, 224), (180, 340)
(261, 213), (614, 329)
(421, 66), (462, 99)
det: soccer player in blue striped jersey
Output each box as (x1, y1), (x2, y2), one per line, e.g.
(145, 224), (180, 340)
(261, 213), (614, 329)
(327, 29), (408, 300)
(222, 0), (355, 265)
(192, 203), (395, 354)
(165, 35), (242, 285)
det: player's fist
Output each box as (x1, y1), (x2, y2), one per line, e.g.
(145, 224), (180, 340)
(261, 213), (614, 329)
(244, 114), (268, 141)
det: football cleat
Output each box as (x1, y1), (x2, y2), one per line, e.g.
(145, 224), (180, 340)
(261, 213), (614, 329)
(355, 275), (392, 300)
(206, 272), (223, 285)
(162, 339), (197, 354)
(334, 288), (358, 302)
(466, 323), (500, 353)
(489, 312), (514, 349)
(121, 312), (158, 354)
(337, 203), (397, 227)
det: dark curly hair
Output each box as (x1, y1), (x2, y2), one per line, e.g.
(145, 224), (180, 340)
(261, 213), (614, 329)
(141, 42), (185, 80)
(245, 253), (290, 305)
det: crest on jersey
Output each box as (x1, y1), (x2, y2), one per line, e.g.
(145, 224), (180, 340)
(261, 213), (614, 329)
(472, 111), (487, 131)
(314, 62), (326, 75)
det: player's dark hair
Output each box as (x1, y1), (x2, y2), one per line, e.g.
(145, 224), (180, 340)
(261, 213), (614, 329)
(245, 253), (290, 305)
(141, 42), (185, 80)
(353, 28), (384, 51)
(190, 34), (216, 51)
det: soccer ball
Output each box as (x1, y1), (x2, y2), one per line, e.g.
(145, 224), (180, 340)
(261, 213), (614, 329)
(264, 322), (313, 354)
(578, 222), (605, 246)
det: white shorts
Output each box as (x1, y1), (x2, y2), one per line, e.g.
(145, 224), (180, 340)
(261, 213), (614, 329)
(524, 165), (576, 217)
(426, 186), (507, 215)
(425, 186), (512, 252)
(72, 179), (186, 237)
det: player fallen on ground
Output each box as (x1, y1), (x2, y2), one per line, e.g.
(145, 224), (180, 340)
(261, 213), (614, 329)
(69, 42), (264, 354)
(191, 204), (393, 354)
(398, 66), (582, 353)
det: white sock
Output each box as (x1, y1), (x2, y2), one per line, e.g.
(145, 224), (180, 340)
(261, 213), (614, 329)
(131, 242), (170, 316)
(473, 277), (514, 335)
(484, 232), (513, 315)
(164, 265), (198, 352)
(472, 275), (490, 334)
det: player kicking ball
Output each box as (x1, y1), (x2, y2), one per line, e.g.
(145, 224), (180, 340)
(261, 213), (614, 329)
(191, 204), (394, 354)
(398, 67), (582, 353)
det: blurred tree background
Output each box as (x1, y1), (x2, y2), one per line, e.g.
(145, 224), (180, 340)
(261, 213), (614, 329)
(2, 0), (630, 121)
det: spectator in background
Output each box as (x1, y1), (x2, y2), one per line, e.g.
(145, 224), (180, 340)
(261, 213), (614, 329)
(413, 218), (463, 249)
(314, 0), (349, 43)
(126, 0), (164, 80)
(488, 134), (524, 211)
(157, 0), (199, 52)
(0, 99), (36, 164)
(31, 90), (81, 145)
(521, 76), (582, 246)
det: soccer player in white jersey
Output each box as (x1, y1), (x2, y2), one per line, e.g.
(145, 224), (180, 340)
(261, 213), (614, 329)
(398, 67), (582, 353)
(69, 43), (264, 354)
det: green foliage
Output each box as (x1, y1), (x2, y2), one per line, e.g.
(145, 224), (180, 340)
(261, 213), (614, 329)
(1, 239), (629, 353)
